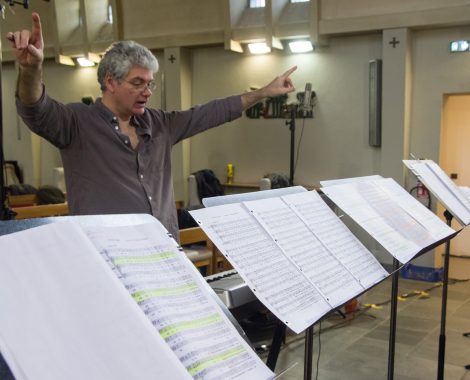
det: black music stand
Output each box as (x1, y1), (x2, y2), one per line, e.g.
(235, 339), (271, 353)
(387, 259), (400, 380)
(384, 230), (458, 380)
(202, 186), (316, 379)
(437, 210), (454, 380)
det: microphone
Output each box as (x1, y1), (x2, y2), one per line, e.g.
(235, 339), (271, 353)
(302, 82), (312, 110)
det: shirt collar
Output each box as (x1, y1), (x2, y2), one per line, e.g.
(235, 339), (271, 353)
(94, 98), (152, 139)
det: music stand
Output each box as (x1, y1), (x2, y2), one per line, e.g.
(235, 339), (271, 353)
(0, 213), (253, 378)
(437, 210), (454, 380)
(203, 186), (314, 377)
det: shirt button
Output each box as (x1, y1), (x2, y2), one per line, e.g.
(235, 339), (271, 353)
(114, 126), (119, 130)
(140, 174), (144, 179)
(112, 116), (117, 121)
(125, 140), (129, 144)
(148, 196), (152, 201)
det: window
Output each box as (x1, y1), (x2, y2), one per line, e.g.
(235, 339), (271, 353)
(106, 3), (113, 24)
(249, 0), (265, 8)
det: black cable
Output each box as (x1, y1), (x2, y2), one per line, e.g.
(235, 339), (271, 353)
(409, 185), (432, 209)
(294, 117), (306, 174)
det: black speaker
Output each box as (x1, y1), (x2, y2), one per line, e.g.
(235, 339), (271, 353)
(369, 59), (382, 147)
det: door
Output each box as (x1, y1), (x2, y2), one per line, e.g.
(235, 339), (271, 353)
(439, 93), (470, 260)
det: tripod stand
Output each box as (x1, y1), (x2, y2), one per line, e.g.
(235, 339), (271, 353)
(286, 108), (296, 186)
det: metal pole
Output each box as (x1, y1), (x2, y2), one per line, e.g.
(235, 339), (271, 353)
(304, 325), (314, 380)
(0, 7), (8, 221)
(387, 258), (400, 380)
(288, 108), (296, 186)
(437, 210), (453, 380)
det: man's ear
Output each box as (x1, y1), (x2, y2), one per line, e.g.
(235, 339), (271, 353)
(104, 74), (116, 93)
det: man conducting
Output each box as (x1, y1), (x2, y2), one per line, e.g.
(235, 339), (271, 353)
(7, 12), (297, 239)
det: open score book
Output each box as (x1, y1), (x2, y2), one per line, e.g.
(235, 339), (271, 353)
(0, 220), (273, 380)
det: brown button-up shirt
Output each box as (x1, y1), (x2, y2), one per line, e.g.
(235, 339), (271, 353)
(16, 88), (242, 239)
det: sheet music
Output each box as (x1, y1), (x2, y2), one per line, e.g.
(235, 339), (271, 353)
(460, 186), (470, 201)
(322, 179), (439, 263)
(404, 159), (470, 226)
(86, 223), (273, 380)
(190, 203), (331, 333)
(320, 175), (383, 187)
(243, 197), (363, 307)
(379, 178), (456, 240)
(324, 179), (454, 263)
(0, 222), (191, 380)
(281, 191), (388, 289)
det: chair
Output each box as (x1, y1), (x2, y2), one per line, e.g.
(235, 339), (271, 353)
(188, 174), (202, 207)
(179, 226), (232, 275)
(179, 227), (215, 276)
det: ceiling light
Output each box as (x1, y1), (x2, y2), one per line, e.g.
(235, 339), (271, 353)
(248, 42), (271, 55)
(58, 55), (75, 66)
(289, 40), (314, 53)
(87, 53), (102, 64)
(76, 57), (95, 67)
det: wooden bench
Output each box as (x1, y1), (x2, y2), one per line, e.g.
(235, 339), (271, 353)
(8, 194), (69, 220)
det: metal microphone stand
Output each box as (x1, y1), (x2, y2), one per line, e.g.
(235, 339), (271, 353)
(0, 0), (32, 221)
(0, 4), (14, 221)
(286, 108), (296, 186)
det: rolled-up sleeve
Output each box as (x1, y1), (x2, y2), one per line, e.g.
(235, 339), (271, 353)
(16, 85), (76, 149)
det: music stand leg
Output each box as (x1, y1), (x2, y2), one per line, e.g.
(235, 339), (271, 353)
(437, 210), (453, 380)
(304, 325), (314, 380)
(388, 258), (400, 380)
(266, 320), (287, 371)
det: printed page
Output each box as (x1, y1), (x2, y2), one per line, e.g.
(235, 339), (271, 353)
(322, 180), (431, 263)
(404, 159), (470, 226)
(0, 222), (190, 380)
(243, 197), (364, 307)
(320, 175), (383, 187)
(190, 203), (332, 333)
(86, 222), (273, 380)
(282, 191), (388, 289)
(460, 186), (470, 201)
(379, 178), (456, 240)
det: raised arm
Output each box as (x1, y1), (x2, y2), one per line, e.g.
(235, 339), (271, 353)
(240, 66), (297, 110)
(6, 12), (44, 104)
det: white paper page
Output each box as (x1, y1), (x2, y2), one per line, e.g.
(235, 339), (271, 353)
(0, 222), (190, 380)
(190, 203), (331, 333)
(403, 160), (470, 226)
(282, 191), (389, 289)
(322, 181), (428, 263)
(460, 186), (470, 201)
(243, 197), (363, 307)
(86, 223), (273, 380)
(320, 175), (383, 187)
(379, 178), (456, 240)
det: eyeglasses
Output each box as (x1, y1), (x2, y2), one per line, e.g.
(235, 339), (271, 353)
(121, 78), (157, 92)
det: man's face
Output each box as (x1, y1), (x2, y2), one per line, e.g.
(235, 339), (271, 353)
(110, 66), (155, 117)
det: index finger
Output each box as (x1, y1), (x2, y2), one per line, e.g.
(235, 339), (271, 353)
(31, 12), (43, 46)
(281, 66), (297, 78)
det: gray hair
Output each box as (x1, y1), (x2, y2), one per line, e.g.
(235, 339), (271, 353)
(97, 40), (159, 91)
